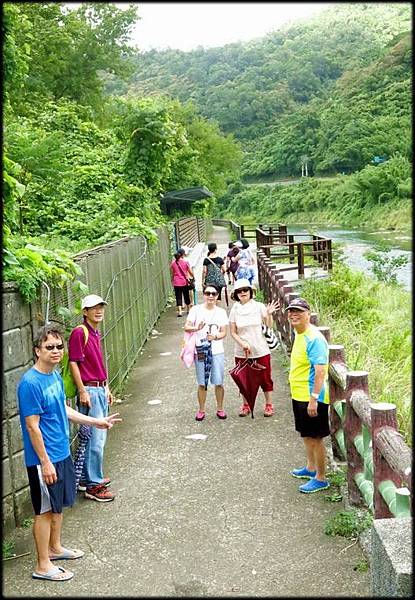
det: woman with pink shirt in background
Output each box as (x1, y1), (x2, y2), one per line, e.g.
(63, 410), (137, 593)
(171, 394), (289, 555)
(170, 248), (195, 317)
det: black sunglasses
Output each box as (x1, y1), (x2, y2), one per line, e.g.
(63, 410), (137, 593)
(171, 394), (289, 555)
(44, 344), (65, 351)
(236, 287), (250, 293)
(204, 290), (218, 296)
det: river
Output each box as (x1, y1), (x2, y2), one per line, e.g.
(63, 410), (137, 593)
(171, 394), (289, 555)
(287, 225), (411, 291)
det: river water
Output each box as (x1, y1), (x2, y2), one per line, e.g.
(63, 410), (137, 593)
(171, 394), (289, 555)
(286, 225), (412, 291)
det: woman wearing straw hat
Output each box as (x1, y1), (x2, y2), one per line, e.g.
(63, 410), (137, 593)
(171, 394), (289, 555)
(229, 279), (279, 417)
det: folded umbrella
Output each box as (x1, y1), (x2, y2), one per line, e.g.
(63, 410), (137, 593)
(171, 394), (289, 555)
(203, 340), (213, 391)
(229, 359), (266, 418)
(224, 285), (229, 307)
(73, 424), (92, 489)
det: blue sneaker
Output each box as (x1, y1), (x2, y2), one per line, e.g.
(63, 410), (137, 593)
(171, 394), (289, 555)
(290, 466), (317, 479)
(299, 478), (330, 493)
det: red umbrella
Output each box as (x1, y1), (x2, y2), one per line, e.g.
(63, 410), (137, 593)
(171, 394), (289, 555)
(229, 359), (266, 418)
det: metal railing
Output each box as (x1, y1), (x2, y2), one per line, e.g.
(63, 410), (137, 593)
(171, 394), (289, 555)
(37, 229), (172, 393)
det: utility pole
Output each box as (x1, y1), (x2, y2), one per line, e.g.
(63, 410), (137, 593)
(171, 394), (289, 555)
(300, 154), (309, 177)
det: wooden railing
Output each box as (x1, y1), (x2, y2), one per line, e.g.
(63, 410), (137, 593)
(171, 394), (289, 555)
(258, 254), (412, 519)
(257, 227), (332, 277)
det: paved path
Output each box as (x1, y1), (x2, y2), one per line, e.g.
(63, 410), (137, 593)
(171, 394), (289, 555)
(3, 226), (370, 597)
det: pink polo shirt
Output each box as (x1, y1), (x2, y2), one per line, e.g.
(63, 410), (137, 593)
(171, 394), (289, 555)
(68, 320), (107, 383)
(171, 258), (190, 287)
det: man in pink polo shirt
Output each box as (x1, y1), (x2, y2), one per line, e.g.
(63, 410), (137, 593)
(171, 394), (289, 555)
(68, 294), (115, 502)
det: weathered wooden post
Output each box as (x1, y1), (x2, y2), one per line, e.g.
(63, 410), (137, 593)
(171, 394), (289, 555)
(288, 235), (295, 264)
(297, 243), (305, 278)
(344, 371), (369, 505)
(279, 224), (287, 244)
(328, 345), (347, 460)
(240, 224), (245, 238)
(317, 326), (331, 342)
(371, 403), (401, 518)
(327, 239), (333, 271)
(310, 312), (319, 326)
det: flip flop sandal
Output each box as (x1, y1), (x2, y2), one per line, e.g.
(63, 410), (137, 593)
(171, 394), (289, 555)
(32, 565), (74, 581)
(50, 547), (85, 561)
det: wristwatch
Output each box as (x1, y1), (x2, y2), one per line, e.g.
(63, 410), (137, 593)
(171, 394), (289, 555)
(311, 392), (319, 399)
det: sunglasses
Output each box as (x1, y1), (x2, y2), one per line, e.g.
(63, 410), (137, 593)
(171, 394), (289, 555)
(44, 344), (64, 351)
(236, 287), (250, 293)
(204, 290), (218, 297)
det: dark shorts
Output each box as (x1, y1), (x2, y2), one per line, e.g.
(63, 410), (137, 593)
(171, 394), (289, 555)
(292, 399), (330, 438)
(235, 354), (273, 392)
(27, 456), (76, 515)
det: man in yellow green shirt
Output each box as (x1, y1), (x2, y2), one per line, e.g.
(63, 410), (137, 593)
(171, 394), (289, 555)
(287, 298), (330, 493)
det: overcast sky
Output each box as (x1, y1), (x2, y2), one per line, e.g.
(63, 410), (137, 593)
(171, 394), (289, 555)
(131, 3), (331, 51)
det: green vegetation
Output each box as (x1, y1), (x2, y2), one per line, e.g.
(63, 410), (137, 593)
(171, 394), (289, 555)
(126, 4), (411, 230)
(20, 518), (33, 529)
(221, 154), (411, 232)
(3, 3), (241, 302)
(354, 560), (370, 573)
(2, 540), (15, 560)
(364, 245), (409, 284)
(325, 469), (347, 503)
(325, 509), (373, 539)
(300, 262), (411, 444)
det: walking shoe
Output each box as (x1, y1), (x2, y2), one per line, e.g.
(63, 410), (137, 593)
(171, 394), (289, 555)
(84, 484), (115, 502)
(264, 403), (274, 417)
(195, 410), (205, 421)
(78, 477), (111, 492)
(299, 478), (330, 494)
(290, 467), (317, 479)
(216, 410), (227, 419)
(239, 403), (251, 417)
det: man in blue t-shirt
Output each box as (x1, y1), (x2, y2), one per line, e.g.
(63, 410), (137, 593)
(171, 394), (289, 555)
(17, 325), (121, 582)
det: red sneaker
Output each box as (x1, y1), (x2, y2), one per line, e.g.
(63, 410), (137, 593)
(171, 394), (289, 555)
(84, 485), (115, 502)
(239, 403), (251, 417)
(78, 477), (110, 492)
(264, 403), (274, 417)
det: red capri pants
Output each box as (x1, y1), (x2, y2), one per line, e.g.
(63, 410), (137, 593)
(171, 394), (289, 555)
(235, 353), (274, 392)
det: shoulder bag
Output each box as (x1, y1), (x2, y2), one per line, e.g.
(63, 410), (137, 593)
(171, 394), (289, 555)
(176, 260), (195, 290)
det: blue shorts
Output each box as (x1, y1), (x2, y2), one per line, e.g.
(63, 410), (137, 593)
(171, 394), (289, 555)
(195, 353), (225, 386)
(27, 455), (76, 514)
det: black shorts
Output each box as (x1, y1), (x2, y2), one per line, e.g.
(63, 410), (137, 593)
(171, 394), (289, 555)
(292, 399), (330, 438)
(27, 456), (76, 515)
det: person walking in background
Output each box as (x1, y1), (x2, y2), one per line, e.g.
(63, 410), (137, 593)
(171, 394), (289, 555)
(287, 297), (330, 494)
(202, 242), (227, 301)
(232, 238), (256, 285)
(225, 242), (239, 285)
(17, 324), (121, 582)
(68, 295), (116, 502)
(229, 279), (279, 417)
(184, 284), (229, 421)
(170, 248), (195, 317)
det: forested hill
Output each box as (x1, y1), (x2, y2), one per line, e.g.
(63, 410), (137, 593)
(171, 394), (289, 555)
(124, 3), (411, 179)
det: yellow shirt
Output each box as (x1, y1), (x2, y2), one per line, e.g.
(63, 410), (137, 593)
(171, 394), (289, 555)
(289, 324), (329, 403)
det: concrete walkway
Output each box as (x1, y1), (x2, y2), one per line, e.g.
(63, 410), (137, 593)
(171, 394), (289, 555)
(3, 227), (370, 597)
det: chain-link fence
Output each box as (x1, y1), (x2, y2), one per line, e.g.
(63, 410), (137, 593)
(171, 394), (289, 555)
(37, 227), (172, 393)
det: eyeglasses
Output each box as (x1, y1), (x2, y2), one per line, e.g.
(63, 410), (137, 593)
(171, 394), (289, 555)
(236, 287), (250, 293)
(204, 291), (218, 297)
(44, 344), (64, 351)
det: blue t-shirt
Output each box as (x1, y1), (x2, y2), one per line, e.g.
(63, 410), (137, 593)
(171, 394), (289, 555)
(17, 368), (70, 467)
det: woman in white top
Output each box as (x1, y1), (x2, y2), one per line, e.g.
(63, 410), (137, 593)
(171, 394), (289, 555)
(184, 284), (229, 421)
(229, 278), (279, 417)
